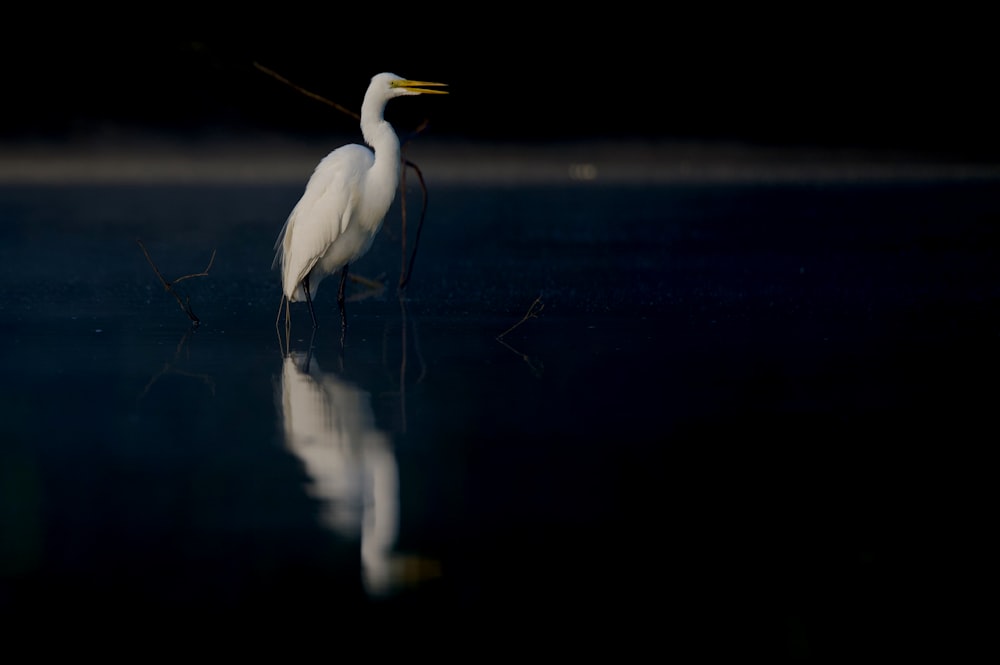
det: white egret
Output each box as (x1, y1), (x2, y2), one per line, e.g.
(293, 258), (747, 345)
(273, 72), (448, 329)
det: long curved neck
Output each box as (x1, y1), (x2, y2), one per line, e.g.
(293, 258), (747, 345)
(360, 95), (402, 205)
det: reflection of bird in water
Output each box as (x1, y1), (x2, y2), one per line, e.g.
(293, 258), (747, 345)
(278, 351), (438, 596)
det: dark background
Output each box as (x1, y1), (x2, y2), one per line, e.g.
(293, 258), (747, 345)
(2, 9), (996, 159)
(1, 12), (994, 656)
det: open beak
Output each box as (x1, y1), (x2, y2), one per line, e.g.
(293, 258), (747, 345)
(394, 79), (449, 95)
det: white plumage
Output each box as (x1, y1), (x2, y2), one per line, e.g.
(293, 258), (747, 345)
(273, 72), (447, 326)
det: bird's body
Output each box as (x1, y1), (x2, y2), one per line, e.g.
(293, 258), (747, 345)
(274, 143), (389, 303)
(273, 72), (447, 327)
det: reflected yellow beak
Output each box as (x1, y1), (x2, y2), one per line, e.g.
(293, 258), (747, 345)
(394, 79), (449, 95)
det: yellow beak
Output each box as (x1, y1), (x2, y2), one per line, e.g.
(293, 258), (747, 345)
(393, 79), (449, 95)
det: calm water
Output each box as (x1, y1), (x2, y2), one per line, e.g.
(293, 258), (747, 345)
(1, 173), (998, 654)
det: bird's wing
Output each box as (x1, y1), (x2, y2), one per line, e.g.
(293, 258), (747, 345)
(276, 145), (374, 289)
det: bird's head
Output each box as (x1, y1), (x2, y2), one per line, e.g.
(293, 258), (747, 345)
(375, 72), (449, 98)
(360, 73), (448, 143)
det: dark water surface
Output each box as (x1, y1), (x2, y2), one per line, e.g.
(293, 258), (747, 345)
(2, 174), (998, 654)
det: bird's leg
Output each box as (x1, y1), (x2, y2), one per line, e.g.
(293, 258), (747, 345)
(275, 293), (285, 328)
(275, 294), (289, 356)
(284, 297), (291, 348)
(303, 274), (319, 329)
(337, 264), (349, 310)
(338, 264), (349, 345)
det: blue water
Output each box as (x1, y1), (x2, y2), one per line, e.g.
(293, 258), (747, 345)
(2, 176), (998, 654)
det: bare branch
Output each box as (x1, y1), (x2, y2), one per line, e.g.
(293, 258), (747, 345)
(137, 240), (216, 326)
(253, 61), (360, 121)
(137, 238), (171, 289)
(173, 249), (217, 284)
(496, 296), (545, 377)
(399, 156), (430, 290)
(497, 295), (545, 340)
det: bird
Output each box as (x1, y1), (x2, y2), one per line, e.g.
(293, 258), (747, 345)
(273, 72), (448, 331)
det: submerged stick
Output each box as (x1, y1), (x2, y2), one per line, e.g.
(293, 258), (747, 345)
(137, 239), (216, 325)
(496, 295), (545, 378)
(399, 156), (430, 290)
(497, 295), (545, 340)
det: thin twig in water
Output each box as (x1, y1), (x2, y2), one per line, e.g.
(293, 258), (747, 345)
(173, 249), (216, 284)
(496, 296), (545, 377)
(497, 295), (545, 340)
(138, 239), (216, 325)
(399, 155), (430, 290)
